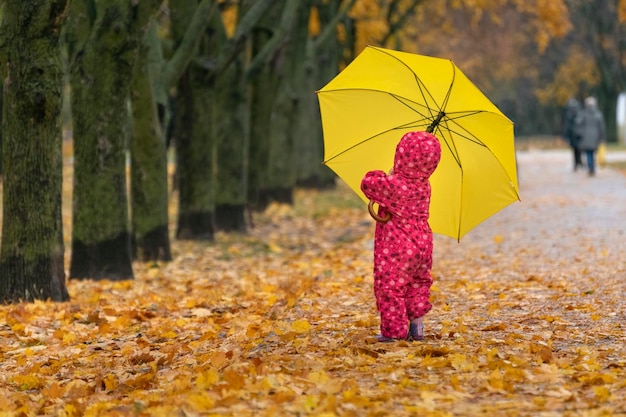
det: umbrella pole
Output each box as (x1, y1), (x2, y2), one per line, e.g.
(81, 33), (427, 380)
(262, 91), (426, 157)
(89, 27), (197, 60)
(427, 112), (445, 133)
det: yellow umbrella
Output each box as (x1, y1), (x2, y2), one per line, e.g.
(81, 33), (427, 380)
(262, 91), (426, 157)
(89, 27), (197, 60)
(317, 45), (520, 240)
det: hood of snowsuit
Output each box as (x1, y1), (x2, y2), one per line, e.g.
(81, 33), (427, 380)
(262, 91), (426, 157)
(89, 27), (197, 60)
(393, 131), (441, 180)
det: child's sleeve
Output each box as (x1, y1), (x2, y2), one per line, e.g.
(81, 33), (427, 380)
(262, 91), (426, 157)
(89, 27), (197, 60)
(360, 170), (395, 207)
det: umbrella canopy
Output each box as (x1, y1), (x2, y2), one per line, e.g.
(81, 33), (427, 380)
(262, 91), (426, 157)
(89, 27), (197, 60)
(317, 45), (520, 240)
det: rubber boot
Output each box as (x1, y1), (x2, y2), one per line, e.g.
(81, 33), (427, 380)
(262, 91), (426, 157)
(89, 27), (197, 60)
(376, 335), (396, 343)
(408, 316), (424, 341)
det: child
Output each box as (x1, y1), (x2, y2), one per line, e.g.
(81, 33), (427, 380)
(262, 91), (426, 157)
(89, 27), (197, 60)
(360, 131), (441, 341)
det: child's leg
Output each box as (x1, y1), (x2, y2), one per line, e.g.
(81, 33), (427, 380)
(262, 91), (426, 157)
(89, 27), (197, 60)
(405, 271), (433, 340)
(375, 280), (409, 339)
(405, 274), (432, 318)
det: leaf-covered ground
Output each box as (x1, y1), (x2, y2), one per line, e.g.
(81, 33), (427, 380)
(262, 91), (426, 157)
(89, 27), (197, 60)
(1, 148), (625, 417)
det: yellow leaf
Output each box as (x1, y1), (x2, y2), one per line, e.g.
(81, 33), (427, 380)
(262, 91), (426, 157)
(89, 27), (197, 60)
(103, 374), (117, 391)
(197, 368), (220, 389)
(504, 365), (526, 382)
(11, 374), (44, 390)
(261, 376), (277, 390)
(11, 323), (27, 336)
(291, 319), (311, 334)
(63, 331), (77, 344)
(161, 331), (178, 339)
(343, 388), (357, 400)
(450, 353), (475, 372)
(111, 315), (132, 329)
(303, 395), (318, 412)
(593, 386), (611, 401)
(186, 391), (216, 411)
(293, 338), (308, 348)
(64, 403), (80, 417)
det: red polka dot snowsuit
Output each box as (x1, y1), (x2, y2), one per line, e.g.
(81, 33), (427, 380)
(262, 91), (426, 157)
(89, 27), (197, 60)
(360, 131), (441, 339)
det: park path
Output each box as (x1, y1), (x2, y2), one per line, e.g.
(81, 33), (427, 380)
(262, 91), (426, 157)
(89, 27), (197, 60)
(430, 148), (626, 348)
(434, 148), (626, 274)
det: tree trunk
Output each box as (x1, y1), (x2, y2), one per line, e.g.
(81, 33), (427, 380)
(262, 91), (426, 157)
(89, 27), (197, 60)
(170, 0), (215, 241)
(0, 0), (70, 303)
(67, 1), (138, 280)
(171, 0), (273, 238)
(297, 0), (355, 190)
(297, 0), (345, 189)
(130, 25), (172, 262)
(247, 1), (284, 211)
(292, 0), (335, 189)
(214, 65), (249, 232)
(173, 69), (216, 240)
(213, 10), (249, 233)
(0, 84), (3, 175)
(129, 2), (218, 257)
(265, 87), (297, 205)
(263, 0), (314, 204)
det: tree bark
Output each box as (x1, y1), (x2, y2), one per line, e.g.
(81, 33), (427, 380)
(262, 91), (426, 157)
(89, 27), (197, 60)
(0, 0), (70, 303)
(0, 85), (3, 175)
(247, 2), (284, 210)
(129, 2), (218, 258)
(291, 0), (334, 189)
(173, 71), (216, 240)
(171, 0), (216, 240)
(171, 0), (273, 238)
(214, 64), (249, 232)
(249, 0), (301, 206)
(296, 0), (353, 189)
(130, 24), (172, 262)
(66, 1), (139, 280)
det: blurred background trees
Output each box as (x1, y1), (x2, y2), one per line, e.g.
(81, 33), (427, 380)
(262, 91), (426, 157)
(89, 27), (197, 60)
(2, 0), (626, 302)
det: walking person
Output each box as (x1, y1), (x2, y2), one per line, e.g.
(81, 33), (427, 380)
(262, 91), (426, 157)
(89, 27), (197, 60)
(563, 97), (583, 171)
(360, 131), (441, 342)
(575, 96), (606, 176)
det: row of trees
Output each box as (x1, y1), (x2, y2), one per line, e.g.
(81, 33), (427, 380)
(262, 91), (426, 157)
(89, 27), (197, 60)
(1, 0), (625, 304)
(0, 0), (377, 303)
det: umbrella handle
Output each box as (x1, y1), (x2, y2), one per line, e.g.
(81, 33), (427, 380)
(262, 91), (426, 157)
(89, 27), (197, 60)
(368, 200), (391, 223)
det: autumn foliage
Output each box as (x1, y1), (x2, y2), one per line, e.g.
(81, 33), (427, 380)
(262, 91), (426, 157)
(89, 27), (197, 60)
(2, 152), (625, 416)
(1, 1), (626, 414)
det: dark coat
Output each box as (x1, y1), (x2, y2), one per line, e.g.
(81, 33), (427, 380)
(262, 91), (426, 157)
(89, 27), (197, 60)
(575, 100), (606, 151)
(563, 98), (581, 147)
